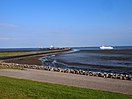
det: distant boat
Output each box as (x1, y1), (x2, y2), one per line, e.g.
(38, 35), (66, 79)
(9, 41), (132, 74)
(100, 46), (113, 50)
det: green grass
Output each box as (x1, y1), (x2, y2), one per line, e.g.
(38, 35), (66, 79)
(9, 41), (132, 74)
(0, 76), (131, 99)
(0, 52), (37, 57)
(0, 65), (25, 70)
(0, 50), (65, 57)
(0, 49), (69, 57)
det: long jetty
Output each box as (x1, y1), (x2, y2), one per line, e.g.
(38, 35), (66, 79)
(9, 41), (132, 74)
(0, 48), (71, 60)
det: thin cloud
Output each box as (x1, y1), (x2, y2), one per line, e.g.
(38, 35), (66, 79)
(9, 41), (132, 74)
(0, 36), (15, 40)
(0, 23), (17, 28)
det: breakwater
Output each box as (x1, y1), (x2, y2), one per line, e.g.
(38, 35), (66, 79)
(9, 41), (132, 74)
(0, 61), (131, 81)
(0, 48), (71, 60)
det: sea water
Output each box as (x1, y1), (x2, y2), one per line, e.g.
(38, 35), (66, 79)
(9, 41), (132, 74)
(42, 46), (132, 75)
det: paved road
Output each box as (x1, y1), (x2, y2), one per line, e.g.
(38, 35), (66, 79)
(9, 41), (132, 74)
(0, 69), (132, 95)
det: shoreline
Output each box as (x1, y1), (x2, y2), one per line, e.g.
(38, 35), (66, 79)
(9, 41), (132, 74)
(0, 60), (132, 80)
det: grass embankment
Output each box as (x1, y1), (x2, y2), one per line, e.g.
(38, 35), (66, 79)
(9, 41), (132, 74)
(0, 76), (131, 99)
(0, 52), (37, 57)
(0, 65), (25, 70)
(0, 49), (70, 58)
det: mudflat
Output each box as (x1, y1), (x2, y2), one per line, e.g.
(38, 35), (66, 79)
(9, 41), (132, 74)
(0, 69), (131, 95)
(4, 54), (45, 65)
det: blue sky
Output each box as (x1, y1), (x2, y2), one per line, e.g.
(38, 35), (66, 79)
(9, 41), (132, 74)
(0, 0), (132, 48)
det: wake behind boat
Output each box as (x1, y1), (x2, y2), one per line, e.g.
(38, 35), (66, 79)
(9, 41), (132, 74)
(100, 46), (114, 50)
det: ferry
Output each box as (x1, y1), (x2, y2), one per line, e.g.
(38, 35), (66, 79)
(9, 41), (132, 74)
(100, 46), (113, 50)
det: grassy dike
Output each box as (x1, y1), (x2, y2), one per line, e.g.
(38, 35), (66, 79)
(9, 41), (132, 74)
(0, 65), (25, 70)
(0, 49), (71, 61)
(0, 76), (131, 99)
(0, 52), (36, 57)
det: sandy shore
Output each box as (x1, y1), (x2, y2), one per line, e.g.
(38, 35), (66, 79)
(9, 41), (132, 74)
(0, 69), (132, 95)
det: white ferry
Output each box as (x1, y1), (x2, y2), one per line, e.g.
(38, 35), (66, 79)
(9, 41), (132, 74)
(100, 46), (113, 50)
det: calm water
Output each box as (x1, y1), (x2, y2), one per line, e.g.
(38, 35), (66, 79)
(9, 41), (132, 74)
(42, 46), (132, 75)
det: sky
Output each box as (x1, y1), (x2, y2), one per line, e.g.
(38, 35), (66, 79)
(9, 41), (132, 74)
(0, 0), (132, 48)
